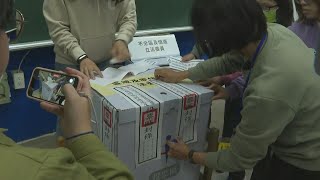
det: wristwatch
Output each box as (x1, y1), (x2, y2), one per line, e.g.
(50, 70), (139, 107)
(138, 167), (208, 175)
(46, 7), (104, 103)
(77, 54), (88, 64)
(188, 150), (196, 164)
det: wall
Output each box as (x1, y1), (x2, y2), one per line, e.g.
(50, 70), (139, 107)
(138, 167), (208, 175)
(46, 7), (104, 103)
(0, 31), (196, 142)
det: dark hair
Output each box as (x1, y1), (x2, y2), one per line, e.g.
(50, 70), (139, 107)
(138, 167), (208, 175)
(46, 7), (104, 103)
(191, 0), (267, 56)
(295, 0), (320, 25)
(275, 0), (293, 27)
(0, 0), (14, 30)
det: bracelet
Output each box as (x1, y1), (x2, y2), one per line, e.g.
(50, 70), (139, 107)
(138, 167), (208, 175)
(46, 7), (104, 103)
(188, 150), (196, 164)
(77, 54), (88, 64)
(66, 131), (94, 141)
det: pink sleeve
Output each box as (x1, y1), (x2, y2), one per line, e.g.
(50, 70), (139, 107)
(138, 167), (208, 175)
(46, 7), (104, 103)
(220, 72), (243, 85)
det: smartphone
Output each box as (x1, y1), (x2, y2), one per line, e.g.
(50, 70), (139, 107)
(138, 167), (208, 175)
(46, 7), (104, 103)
(27, 67), (79, 106)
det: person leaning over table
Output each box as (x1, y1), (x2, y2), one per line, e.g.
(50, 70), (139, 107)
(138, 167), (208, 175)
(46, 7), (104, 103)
(179, 0), (294, 100)
(181, 0), (293, 63)
(0, 1), (133, 179)
(155, 0), (320, 179)
(43, 0), (137, 80)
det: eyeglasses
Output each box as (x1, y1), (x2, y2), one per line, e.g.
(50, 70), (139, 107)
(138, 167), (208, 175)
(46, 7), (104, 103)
(295, 0), (313, 4)
(5, 9), (24, 42)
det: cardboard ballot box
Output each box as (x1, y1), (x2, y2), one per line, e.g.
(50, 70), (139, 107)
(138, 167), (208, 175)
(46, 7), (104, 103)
(90, 35), (214, 180)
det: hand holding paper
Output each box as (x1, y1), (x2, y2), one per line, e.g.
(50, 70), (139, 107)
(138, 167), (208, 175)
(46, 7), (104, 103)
(110, 58), (126, 65)
(169, 56), (204, 71)
(90, 61), (158, 86)
(111, 40), (131, 63)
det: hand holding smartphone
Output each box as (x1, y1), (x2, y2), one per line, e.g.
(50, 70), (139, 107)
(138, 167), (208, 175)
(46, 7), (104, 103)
(27, 67), (80, 106)
(30, 67), (93, 138)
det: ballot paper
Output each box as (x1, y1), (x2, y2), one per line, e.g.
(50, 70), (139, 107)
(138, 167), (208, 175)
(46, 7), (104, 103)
(169, 57), (204, 71)
(141, 56), (181, 67)
(90, 61), (157, 86)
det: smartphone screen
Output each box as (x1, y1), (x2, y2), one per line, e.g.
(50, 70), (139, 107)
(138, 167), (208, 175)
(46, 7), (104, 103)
(27, 68), (79, 106)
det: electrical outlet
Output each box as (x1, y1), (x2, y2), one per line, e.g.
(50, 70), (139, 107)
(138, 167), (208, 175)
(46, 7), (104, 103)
(12, 70), (25, 89)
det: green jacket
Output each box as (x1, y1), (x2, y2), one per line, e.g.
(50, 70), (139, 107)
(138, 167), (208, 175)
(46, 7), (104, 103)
(0, 129), (133, 180)
(189, 23), (320, 171)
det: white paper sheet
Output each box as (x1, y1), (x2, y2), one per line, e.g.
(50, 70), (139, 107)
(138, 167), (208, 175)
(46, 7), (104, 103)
(90, 61), (157, 86)
(141, 56), (181, 67)
(169, 56), (204, 71)
(90, 67), (131, 86)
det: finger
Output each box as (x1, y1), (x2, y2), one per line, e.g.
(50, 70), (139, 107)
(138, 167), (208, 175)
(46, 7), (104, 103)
(176, 137), (184, 144)
(167, 141), (176, 149)
(198, 81), (209, 86)
(84, 67), (90, 79)
(158, 77), (167, 82)
(65, 67), (87, 80)
(89, 69), (95, 80)
(64, 68), (90, 93)
(212, 95), (222, 101)
(74, 75), (83, 91)
(94, 66), (103, 78)
(63, 84), (80, 101)
(154, 70), (163, 79)
(40, 102), (63, 116)
(181, 57), (192, 62)
(181, 54), (194, 62)
(155, 75), (161, 80)
(208, 83), (219, 90)
(154, 69), (162, 76)
(181, 56), (190, 62)
(80, 65), (84, 74)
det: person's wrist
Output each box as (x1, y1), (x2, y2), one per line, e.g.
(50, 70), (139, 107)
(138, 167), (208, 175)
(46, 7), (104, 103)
(188, 149), (196, 164)
(64, 124), (92, 139)
(77, 54), (88, 64)
(178, 71), (190, 81)
(66, 130), (94, 141)
(115, 39), (128, 46)
(80, 58), (90, 66)
(190, 53), (196, 59)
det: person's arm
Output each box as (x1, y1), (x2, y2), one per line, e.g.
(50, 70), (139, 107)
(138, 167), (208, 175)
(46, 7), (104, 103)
(67, 134), (133, 179)
(201, 96), (295, 171)
(115, 0), (137, 44)
(287, 22), (299, 35)
(43, 0), (85, 62)
(315, 37), (320, 75)
(36, 134), (133, 180)
(188, 52), (244, 81)
(220, 72), (243, 86)
(191, 44), (204, 59)
(225, 76), (245, 100)
(39, 69), (133, 179)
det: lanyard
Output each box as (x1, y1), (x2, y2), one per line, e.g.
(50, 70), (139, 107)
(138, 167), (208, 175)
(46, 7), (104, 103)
(239, 34), (267, 115)
(243, 34), (268, 91)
